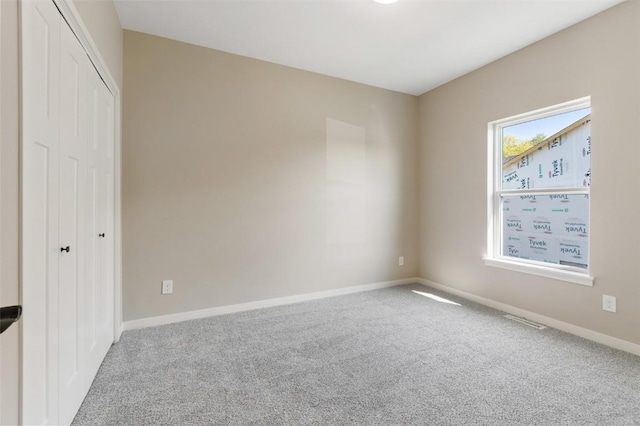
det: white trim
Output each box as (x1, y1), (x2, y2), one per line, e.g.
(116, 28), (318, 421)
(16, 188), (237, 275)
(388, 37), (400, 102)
(52, 0), (123, 342)
(487, 121), (496, 258)
(416, 278), (640, 357)
(123, 278), (418, 331)
(490, 97), (591, 129)
(486, 97), (592, 278)
(53, 0), (119, 97)
(484, 257), (594, 286)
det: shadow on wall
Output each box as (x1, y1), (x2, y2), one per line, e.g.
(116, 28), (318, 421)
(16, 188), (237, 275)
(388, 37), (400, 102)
(326, 118), (366, 245)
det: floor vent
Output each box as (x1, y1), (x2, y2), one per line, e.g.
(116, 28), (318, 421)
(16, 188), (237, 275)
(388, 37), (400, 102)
(504, 314), (547, 329)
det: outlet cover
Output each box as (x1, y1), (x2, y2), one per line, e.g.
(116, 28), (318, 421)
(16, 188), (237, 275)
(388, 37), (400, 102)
(162, 280), (173, 295)
(602, 295), (616, 313)
(399, 256), (404, 266)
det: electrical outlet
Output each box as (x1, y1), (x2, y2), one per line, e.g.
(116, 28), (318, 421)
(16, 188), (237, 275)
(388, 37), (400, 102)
(602, 295), (616, 313)
(162, 280), (173, 295)
(398, 256), (404, 266)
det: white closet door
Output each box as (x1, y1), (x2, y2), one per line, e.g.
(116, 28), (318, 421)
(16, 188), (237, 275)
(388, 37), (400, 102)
(86, 66), (114, 378)
(84, 66), (101, 381)
(21, 0), (61, 424)
(58, 18), (90, 425)
(97, 79), (115, 360)
(22, 1), (116, 424)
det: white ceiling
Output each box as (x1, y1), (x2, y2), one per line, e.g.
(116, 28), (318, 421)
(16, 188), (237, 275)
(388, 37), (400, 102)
(114, 0), (623, 95)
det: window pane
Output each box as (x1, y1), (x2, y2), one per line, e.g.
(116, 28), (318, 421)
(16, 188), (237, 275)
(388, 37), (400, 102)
(502, 108), (591, 190)
(502, 193), (589, 269)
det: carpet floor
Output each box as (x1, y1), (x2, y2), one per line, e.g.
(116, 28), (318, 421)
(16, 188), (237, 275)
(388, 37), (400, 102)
(72, 284), (640, 425)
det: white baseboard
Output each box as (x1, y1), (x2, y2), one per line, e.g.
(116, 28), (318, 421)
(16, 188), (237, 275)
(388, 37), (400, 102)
(417, 278), (640, 357)
(123, 277), (419, 331)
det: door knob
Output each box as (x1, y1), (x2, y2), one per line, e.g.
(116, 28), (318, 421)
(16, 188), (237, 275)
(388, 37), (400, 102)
(0, 305), (22, 334)
(60, 246), (70, 253)
(98, 233), (105, 238)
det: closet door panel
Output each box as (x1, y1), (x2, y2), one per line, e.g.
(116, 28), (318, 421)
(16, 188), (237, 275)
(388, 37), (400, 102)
(96, 81), (115, 363)
(58, 19), (91, 425)
(85, 69), (113, 378)
(21, 1), (61, 424)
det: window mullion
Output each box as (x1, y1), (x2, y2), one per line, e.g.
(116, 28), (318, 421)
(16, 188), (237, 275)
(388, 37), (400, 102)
(498, 187), (589, 197)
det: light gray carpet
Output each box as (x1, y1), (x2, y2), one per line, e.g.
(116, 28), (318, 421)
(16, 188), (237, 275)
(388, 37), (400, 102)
(72, 284), (640, 425)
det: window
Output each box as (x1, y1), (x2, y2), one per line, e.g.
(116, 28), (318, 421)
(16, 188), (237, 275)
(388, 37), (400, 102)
(485, 98), (593, 286)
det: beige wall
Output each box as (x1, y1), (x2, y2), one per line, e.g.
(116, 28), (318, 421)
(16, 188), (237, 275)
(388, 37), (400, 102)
(418, 1), (640, 345)
(72, 0), (123, 88)
(0, 1), (20, 422)
(122, 31), (418, 321)
(0, 1), (121, 424)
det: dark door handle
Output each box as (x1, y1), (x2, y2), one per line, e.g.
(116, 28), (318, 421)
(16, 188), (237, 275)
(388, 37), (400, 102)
(98, 233), (105, 238)
(60, 246), (70, 253)
(0, 305), (22, 334)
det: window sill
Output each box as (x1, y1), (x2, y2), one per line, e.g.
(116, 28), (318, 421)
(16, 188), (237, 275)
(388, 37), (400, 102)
(483, 257), (594, 287)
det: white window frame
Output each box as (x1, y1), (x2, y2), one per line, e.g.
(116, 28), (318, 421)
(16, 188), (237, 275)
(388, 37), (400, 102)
(484, 97), (594, 287)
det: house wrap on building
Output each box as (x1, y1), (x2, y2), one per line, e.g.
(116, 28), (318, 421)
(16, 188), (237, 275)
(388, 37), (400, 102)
(501, 115), (591, 268)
